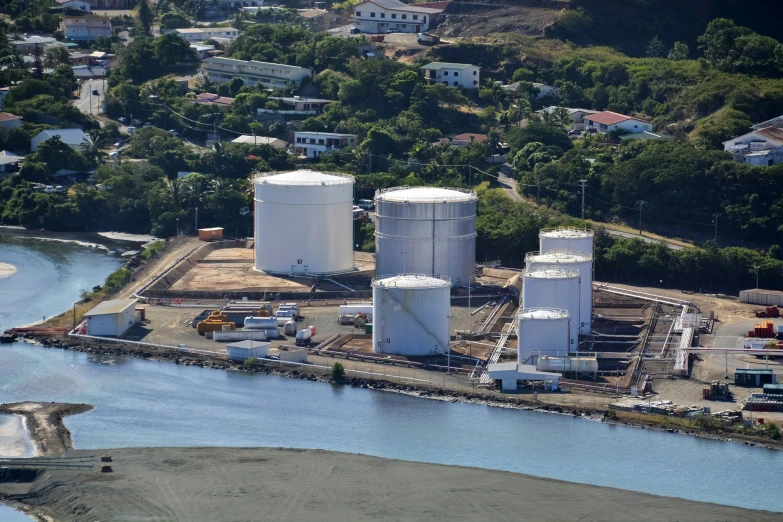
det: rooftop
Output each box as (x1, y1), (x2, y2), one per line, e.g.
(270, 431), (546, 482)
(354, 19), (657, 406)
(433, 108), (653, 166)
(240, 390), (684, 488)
(518, 308), (569, 320)
(270, 96), (333, 104)
(231, 135), (287, 147)
(377, 186), (476, 203)
(85, 298), (138, 316)
(755, 126), (783, 144)
(194, 92), (234, 105)
(522, 267), (581, 279)
(453, 133), (487, 142)
(585, 111), (650, 126)
(295, 131), (355, 137)
(255, 169), (354, 186)
(363, 0), (443, 13)
(526, 250), (593, 263)
(203, 56), (311, 73)
(372, 274), (451, 289)
(175, 28), (205, 33)
(0, 112), (21, 122)
(421, 62), (476, 70)
(226, 340), (271, 349)
(0, 150), (24, 165)
(35, 128), (91, 145)
(539, 227), (594, 239)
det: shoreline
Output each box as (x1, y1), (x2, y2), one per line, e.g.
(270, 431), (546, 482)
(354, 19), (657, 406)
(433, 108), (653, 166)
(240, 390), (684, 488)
(12, 334), (783, 451)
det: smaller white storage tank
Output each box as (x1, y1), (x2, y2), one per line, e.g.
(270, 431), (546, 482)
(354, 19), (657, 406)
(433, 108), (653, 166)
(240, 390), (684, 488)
(372, 274), (451, 356)
(539, 228), (595, 256)
(522, 267), (580, 350)
(517, 308), (570, 363)
(244, 317), (279, 330)
(525, 250), (592, 333)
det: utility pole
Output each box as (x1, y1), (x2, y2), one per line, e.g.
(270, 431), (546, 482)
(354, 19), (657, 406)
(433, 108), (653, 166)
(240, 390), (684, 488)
(579, 179), (587, 220)
(195, 206), (198, 232)
(638, 200), (645, 234)
(89, 88), (92, 115)
(536, 171), (540, 204)
(754, 264), (760, 289)
(713, 213), (720, 243)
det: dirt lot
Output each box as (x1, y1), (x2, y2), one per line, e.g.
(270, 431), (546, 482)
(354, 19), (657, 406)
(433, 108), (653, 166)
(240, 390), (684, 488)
(4, 447), (779, 522)
(432, 0), (567, 37)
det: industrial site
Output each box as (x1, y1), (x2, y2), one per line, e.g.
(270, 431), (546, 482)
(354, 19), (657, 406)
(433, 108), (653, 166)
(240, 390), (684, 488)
(46, 169), (783, 427)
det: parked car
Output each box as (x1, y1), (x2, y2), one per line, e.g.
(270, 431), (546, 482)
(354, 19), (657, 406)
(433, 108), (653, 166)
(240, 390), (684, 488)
(44, 185), (54, 193)
(127, 126), (136, 134)
(567, 129), (582, 136)
(114, 141), (123, 148)
(91, 89), (99, 96)
(54, 186), (65, 194)
(349, 27), (361, 34)
(108, 151), (120, 158)
(118, 116), (127, 124)
(357, 199), (374, 210)
(143, 122), (153, 127)
(170, 129), (179, 136)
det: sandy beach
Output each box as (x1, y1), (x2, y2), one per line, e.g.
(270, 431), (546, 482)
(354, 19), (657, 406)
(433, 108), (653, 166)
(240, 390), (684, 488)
(0, 446), (779, 522)
(0, 415), (32, 458)
(0, 262), (17, 279)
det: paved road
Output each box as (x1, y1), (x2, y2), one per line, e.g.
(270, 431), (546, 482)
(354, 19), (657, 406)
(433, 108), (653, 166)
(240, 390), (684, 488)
(74, 79), (106, 116)
(497, 164), (522, 202)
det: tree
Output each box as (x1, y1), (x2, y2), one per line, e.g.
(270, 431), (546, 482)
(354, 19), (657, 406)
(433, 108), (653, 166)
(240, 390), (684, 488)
(331, 362), (345, 382)
(138, 0), (153, 36)
(32, 43), (43, 78)
(44, 46), (71, 68)
(645, 36), (665, 58)
(667, 42), (689, 61)
(511, 68), (535, 82)
(541, 106), (571, 128)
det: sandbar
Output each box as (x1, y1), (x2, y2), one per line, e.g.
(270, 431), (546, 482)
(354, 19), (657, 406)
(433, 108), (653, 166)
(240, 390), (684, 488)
(0, 262), (17, 279)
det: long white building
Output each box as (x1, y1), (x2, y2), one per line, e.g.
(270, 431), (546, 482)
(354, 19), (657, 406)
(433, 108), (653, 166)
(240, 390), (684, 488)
(202, 57), (311, 89)
(353, 0), (443, 33)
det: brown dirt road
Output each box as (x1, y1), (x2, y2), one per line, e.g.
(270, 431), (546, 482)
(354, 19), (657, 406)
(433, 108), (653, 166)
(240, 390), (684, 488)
(1, 446), (779, 522)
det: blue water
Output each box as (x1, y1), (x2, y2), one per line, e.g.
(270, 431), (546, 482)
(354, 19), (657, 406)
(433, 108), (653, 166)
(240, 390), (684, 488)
(2, 234), (783, 514)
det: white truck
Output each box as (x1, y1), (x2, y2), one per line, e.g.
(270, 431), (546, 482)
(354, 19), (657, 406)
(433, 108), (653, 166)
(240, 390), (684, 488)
(295, 326), (317, 346)
(338, 303), (373, 325)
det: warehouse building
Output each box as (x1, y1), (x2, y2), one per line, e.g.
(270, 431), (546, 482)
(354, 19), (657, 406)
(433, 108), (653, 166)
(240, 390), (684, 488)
(84, 299), (138, 337)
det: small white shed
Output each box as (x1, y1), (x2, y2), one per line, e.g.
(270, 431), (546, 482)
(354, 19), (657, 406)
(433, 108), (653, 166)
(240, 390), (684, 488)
(487, 362), (560, 391)
(226, 340), (270, 361)
(84, 299), (138, 337)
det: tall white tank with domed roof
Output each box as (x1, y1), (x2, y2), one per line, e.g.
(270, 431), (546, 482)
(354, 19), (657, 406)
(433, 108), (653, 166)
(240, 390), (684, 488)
(374, 186), (477, 286)
(254, 169), (354, 275)
(539, 228), (595, 257)
(525, 250), (593, 333)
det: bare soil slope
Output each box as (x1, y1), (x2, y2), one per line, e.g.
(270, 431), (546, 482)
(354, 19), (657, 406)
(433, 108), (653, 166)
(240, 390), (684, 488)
(432, 0), (568, 37)
(1, 446), (779, 521)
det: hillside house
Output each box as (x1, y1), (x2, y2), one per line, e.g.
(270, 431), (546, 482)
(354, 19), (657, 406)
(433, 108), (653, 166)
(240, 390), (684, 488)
(583, 111), (653, 134)
(174, 27), (240, 43)
(260, 96), (333, 115)
(193, 93), (234, 111)
(536, 107), (596, 128)
(294, 132), (357, 159)
(10, 36), (57, 55)
(0, 151), (23, 174)
(353, 0), (443, 34)
(60, 15), (112, 41)
(420, 62), (480, 89)
(723, 127), (783, 167)
(55, 0), (91, 11)
(202, 57), (311, 89)
(0, 112), (22, 130)
(231, 135), (288, 149)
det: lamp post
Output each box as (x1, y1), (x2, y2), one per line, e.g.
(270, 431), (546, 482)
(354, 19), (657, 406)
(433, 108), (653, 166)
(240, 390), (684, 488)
(638, 200), (645, 234)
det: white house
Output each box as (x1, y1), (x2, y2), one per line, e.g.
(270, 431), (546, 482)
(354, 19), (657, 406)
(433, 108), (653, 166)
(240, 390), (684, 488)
(353, 0), (443, 33)
(294, 131), (357, 158)
(502, 82), (558, 99)
(420, 62), (480, 89)
(0, 112), (22, 130)
(202, 57), (311, 89)
(174, 27), (240, 43)
(723, 127), (783, 167)
(60, 15), (112, 41)
(84, 298), (138, 337)
(231, 135), (288, 149)
(31, 129), (92, 152)
(10, 36), (58, 55)
(264, 96), (333, 114)
(190, 43), (216, 60)
(55, 0), (91, 11)
(0, 151), (24, 174)
(536, 107), (596, 128)
(583, 111), (653, 134)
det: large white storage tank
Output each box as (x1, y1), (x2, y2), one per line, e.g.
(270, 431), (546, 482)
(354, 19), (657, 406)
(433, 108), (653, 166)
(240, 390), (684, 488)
(372, 274), (451, 356)
(254, 170), (354, 275)
(525, 250), (592, 333)
(539, 228), (595, 256)
(374, 187), (477, 286)
(517, 308), (570, 363)
(522, 267), (580, 351)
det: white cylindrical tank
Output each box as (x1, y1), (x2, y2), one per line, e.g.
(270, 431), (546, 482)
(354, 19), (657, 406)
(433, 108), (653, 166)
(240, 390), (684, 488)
(372, 274), (451, 356)
(254, 170), (354, 275)
(243, 317), (279, 330)
(374, 187), (477, 286)
(517, 308), (570, 363)
(525, 250), (592, 333)
(539, 228), (595, 257)
(522, 267), (580, 351)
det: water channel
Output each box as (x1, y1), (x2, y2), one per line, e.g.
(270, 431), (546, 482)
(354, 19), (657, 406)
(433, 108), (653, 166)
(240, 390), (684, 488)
(1, 232), (782, 514)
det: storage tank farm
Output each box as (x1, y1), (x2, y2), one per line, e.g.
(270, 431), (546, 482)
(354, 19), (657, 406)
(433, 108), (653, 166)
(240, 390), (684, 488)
(516, 308), (571, 363)
(253, 170), (354, 275)
(521, 267), (581, 351)
(539, 228), (595, 256)
(372, 274), (451, 356)
(525, 250), (593, 334)
(374, 187), (477, 287)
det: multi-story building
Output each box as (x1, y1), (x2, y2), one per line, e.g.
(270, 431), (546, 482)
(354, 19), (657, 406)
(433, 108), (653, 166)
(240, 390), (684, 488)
(60, 15), (112, 41)
(353, 0), (443, 33)
(294, 132), (357, 158)
(420, 62), (480, 89)
(174, 27), (240, 43)
(202, 57), (311, 89)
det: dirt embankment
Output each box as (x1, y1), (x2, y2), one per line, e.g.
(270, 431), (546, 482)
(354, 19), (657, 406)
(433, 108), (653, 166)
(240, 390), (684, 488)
(432, 0), (566, 37)
(2, 446), (780, 522)
(0, 402), (93, 456)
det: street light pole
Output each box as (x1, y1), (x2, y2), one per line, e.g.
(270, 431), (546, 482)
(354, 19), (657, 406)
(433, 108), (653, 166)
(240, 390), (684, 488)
(579, 179), (587, 220)
(754, 264), (760, 289)
(638, 200), (645, 234)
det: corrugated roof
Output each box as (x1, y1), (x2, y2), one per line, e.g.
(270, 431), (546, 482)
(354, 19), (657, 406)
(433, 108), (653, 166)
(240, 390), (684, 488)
(0, 112), (21, 122)
(85, 299), (138, 316)
(35, 128), (91, 146)
(421, 62), (476, 70)
(362, 0), (442, 13)
(756, 126), (783, 144)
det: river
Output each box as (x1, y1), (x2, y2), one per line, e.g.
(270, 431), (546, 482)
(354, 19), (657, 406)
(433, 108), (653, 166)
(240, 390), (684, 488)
(1, 234), (783, 515)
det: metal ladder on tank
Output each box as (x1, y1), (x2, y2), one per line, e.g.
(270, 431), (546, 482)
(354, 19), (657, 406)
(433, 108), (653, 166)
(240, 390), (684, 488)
(379, 288), (449, 355)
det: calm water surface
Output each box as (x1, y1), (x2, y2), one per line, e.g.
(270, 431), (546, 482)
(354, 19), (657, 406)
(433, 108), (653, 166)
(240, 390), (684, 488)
(1, 235), (783, 514)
